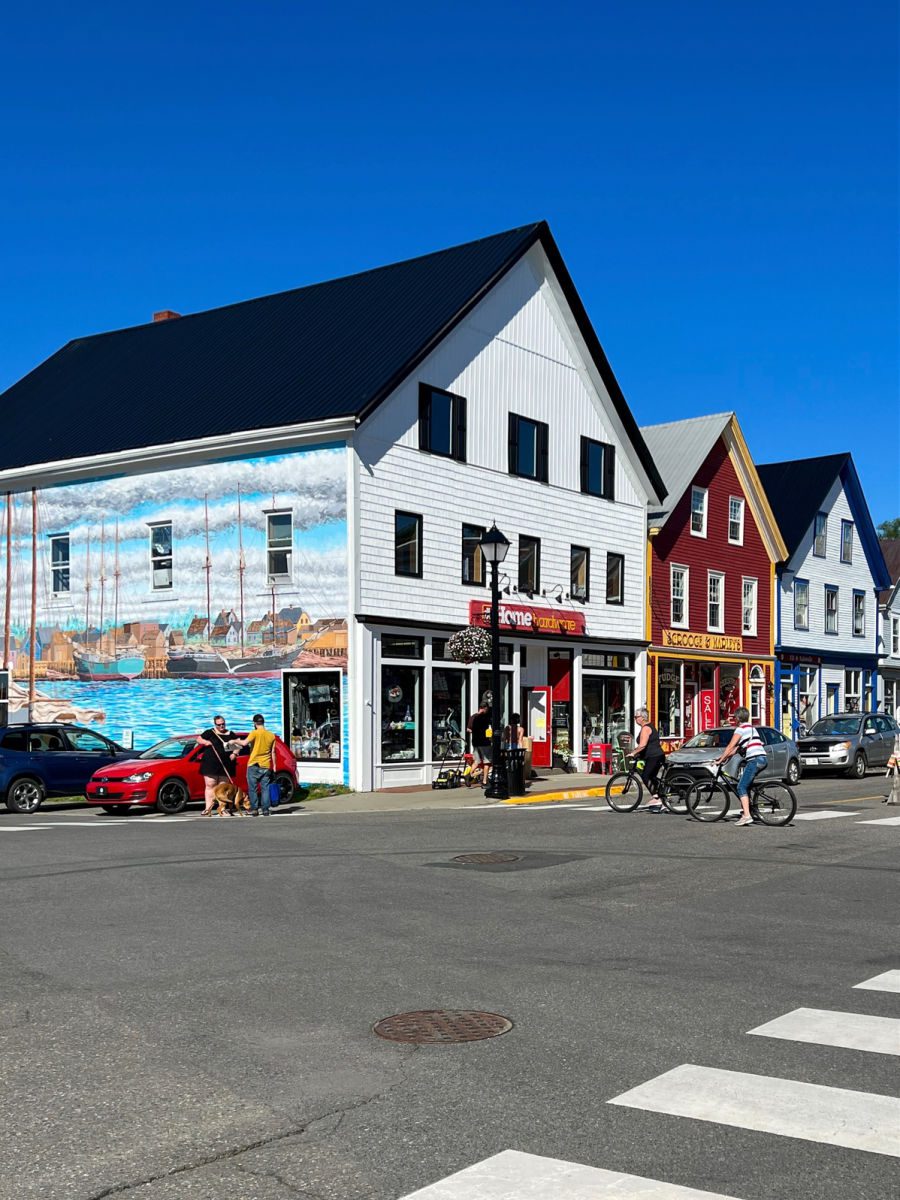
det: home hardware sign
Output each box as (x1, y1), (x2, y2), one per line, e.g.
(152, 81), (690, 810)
(661, 629), (743, 653)
(468, 600), (586, 637)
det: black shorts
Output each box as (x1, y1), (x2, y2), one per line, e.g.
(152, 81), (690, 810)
(637, 754), (664, 789)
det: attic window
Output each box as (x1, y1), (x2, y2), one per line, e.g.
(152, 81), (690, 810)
(267, 511), (293, 582)
(418, 384), (466, 461)
(148, 522), (172, 591)
(580, 437), (615, 500)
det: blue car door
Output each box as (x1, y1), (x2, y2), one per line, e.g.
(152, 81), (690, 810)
(61, 727), (122, 791)
(26, 726), (81, 794)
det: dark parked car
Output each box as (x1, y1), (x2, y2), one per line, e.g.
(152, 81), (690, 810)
(0, 724), (133, 813)
(797, 712), (899, 778)
(666, 726), (802, 785)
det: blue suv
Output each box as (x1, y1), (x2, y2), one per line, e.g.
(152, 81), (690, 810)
(0, 724), (132, 813)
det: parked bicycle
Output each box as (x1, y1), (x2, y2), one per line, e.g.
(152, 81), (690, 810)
(686, 762), (796, 826)
(605, 760), (696, 814)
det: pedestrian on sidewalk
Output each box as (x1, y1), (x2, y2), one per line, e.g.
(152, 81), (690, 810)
(467, 701), (492, 787)
(234, 714), (277, 815)
(715, 706), (767, 826)
(625, 707), (666, 812)
(195, 714), (238, 816)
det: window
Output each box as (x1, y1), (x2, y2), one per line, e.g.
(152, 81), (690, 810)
(148, 522), (173, 591)
(461, 524), (486, 586)
(813, 512), (827, 557)
(798, 667), (818, 726)
(670, 565), (689, 628)
(892, 617), (899, 657)
(606, 553), (624, 605)
(284, 670), (342, 763)
(852, 590), (865, 637)
(728, 497), (745, 545)
(707, 571), (724, 631)
(64, 728), (114, 752)
(657, 661), (682, 738)
(265, 511), (292, 581)
(508, 414), (549, 483)
(794, 579), (809, 630)
(690, 487), (708, 537)
(845, 669), (862, 712)
(570, 545), (590, 602)
(580, 437), (615, 500)
(382, 635), (423, 658)
(824, 585), (838, 634)
(418, 384), (466, 461)
(749, 664), (765, 725)
(394, 512), (422, 578)
(840, 519), (854, 564)
(431, 667), (468, 760)
(518, 535), (540, 595)
(0, 670), (8, 729)
(742, 577), (758, 636)
(381, 664), (423, 762)
(49, 534), (70, 593)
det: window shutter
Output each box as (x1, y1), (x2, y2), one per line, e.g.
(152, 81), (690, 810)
(537, 422), (549, 483)
(580, 437), (588, 493)
(602, 443), (615, 500)
(454, 396), (467, 462)
(508, 413), (518, 474)
(418, 387), (430, 452)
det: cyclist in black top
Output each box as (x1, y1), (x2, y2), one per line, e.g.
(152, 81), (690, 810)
(626, 707), (666, 812)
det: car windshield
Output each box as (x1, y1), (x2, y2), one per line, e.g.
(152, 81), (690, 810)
(139, 738), (195, 760)
(808, 718), (861, 737)
(682, 730), (732, 749)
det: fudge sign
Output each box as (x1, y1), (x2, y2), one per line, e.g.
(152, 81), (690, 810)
(468, 600), (586, 637)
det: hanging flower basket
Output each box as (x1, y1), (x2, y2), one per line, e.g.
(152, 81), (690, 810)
(447, 625), (492, 663)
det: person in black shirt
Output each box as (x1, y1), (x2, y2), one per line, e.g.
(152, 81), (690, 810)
(626, 706), (666, 812)
(196, 714), (238, 815)
(467, 702), (492, 787)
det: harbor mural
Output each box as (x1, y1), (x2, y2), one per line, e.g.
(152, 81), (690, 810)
(1, 445), (348, 754)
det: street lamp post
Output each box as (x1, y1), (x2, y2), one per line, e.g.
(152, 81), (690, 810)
(480, 523), (510, 800)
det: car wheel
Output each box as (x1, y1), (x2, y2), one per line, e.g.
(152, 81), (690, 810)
(273, 771), (296, 803)
(100, 805), (130, 815)
(846, 752), (866, 780)
(156, 778), (189, 814)
(5, 777), (45, 814)
(786, 758), (801, 786)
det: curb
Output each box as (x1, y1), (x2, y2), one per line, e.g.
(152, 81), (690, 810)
(502, 785), (617, 805)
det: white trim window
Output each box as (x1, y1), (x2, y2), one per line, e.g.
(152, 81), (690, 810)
(49, 533), (70, 594)
(852, 590), (865, 637)
(148, 522), (173, 591)
(794, 579), (809, 630)
(266, 510), (293, 582)
(892, 616), (900, 658)
(824, 585), (839, 634)
(707, 571), (724, 632)
(690, 487), (708, 537)
(742, 577), (758, 636)
(670, 565), (689, 628)
(728, 497), (744, 545)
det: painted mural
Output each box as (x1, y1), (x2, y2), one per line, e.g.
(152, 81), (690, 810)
(1, 446), (348, 754)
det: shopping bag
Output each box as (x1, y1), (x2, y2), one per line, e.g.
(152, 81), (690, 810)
(268, 781), (281, 808)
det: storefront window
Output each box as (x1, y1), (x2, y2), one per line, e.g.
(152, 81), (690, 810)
(798, 667), (818, 726)
(381, 665), (423, 762)
(284, 670), (342, 762)
(845, 670), (861, 713)
(658, 661), (682, 737)
(582, 675), (631, 751)
(476, 668), (512, 728)
(719, 665), (742, 724)
(382, 635), (424, 658)
(431, 667), (467, 760)
(582, 652), (634, 670)
(432, 638), (512, 664)
(749, 665), (764, 725)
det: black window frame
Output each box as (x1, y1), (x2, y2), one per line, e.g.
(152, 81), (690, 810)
(461, 523), (486, 587)
(570, 545), (590, 602)
(148, 520), (173, 592)
(418, 383), (467, 462)
(394, 511), (423, 579)
(49, 532), (71, 594)
(580, 437), (615, 500)
(606, 552), (624, 605)
(509, 413), (549, 484)
(518, 535), (541, 596)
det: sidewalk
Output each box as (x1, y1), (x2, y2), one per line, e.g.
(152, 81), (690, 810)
(301, 771), (607, 815)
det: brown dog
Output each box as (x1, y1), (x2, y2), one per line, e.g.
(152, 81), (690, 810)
(212, 781), (251, 816)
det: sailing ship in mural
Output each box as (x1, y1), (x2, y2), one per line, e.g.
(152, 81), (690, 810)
(71, 519), (146, 682)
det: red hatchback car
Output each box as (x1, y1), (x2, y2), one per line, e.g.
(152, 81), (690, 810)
(85, 734), (298, 814)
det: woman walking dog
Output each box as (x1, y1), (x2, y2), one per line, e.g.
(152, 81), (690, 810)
(196, 714), (238, 816)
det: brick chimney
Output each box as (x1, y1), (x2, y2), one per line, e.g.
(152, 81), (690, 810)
(153, 310), (181, 322)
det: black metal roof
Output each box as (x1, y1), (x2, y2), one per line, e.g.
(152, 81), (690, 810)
(0, 221), (665, 499)
(756, 454), (851, 555)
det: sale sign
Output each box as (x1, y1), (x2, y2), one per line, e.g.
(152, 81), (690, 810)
(699, 689), (717, 730)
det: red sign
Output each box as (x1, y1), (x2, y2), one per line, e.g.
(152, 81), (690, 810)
(699, 689), (717, 730)
(468, 600), (586, 638)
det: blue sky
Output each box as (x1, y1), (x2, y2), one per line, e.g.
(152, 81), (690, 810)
(2, 1), (897, 522)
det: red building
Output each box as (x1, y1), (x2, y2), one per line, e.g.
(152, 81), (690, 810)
(640, 413), (787, 748)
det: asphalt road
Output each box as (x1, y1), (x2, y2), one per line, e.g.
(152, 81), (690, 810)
(0, 774), (896, 1199)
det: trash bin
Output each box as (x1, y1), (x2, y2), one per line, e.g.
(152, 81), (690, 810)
(502, 747), (527, 796)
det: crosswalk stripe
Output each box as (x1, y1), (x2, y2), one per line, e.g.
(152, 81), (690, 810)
(748, 1007), (900, 1056)
(857, 816), (900, 826)
(609, 1063), (900, 1157)
(0, 827), (50, 833)
(792, 810), (861, 821)
(398, 1149), (743, 1199)
(855, 970), (900, 993)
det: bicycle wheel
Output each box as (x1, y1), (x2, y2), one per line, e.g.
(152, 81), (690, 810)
(687, 779), (730, 822)
(661, 771), (694, 815)
(606, 772), (643, 812)
(752, 780), (796, 826)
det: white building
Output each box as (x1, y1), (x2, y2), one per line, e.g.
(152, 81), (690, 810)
(0, 223), (666, 791)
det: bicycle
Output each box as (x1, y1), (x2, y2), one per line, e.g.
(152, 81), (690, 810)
(605, 760), (696, 814)
(686, 762), (796, 826)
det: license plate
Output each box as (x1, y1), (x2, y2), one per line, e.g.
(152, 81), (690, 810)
(801, 757), (818, 766)
(97, 786), (106, 795)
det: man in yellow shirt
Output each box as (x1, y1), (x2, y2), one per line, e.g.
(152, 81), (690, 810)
(236, 713), (277, 815)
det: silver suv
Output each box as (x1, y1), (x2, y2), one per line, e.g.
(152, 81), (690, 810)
(797, 712), (899, 778)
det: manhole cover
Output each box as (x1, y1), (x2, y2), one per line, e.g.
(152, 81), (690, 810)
(373, 1009), (513, 1044)
(452, 852), (520, 864)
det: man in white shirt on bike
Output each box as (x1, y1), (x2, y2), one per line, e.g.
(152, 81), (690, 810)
(715, 707), (767, 827)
